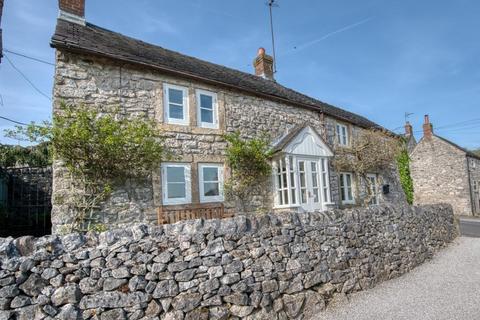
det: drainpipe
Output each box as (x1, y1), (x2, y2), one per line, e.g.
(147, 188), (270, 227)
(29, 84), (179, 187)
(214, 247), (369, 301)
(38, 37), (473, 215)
(466, 156), (475, 216)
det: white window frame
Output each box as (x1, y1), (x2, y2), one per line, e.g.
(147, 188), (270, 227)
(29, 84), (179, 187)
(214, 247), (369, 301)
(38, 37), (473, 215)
(161, 163), (191, 205)
(274, 156), (300, 208)
(198, 163), (224, 203)
(164, 83), (189, 125)
(196, 89), (218, 129)
(336, 123), (349, 147)
(320, 158), (332, 204)
(366, 173), (379, 205)
(339, 172), (355, 204)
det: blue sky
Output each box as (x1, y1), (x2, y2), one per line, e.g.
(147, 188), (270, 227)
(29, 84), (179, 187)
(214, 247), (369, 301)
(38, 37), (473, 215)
(1, 0), (479, 148)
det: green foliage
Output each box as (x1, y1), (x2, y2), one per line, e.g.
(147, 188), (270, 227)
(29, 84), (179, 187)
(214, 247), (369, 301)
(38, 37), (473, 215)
(397, 148), (414, 205)
(0, 142), (52, 167)
(5, 102), (170, 232)
(223, 132), (273, 212)
(471, 149), (480, 157)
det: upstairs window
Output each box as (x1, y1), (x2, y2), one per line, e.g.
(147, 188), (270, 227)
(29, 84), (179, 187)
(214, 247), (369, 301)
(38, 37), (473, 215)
(336, 123), (349, 146)
(164, 84), (189, 125)
(340, 172), (354, 204)
(196, 90), (218, 129)
(162, 163), (191, 205)
(199, 164), (224, 203)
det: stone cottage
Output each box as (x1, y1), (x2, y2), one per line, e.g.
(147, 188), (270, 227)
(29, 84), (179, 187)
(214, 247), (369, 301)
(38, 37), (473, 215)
(50, 0), (405, 232)
(410, 115), (480, 216)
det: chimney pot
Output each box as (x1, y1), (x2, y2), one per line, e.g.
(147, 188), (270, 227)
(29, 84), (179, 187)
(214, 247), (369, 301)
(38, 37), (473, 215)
(253, 47), (274, 80)
(59, 0), (85, 25)
(422, 114), (434, 139)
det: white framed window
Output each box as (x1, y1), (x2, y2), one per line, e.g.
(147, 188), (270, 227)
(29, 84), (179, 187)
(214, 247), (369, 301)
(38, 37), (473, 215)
(274, 156), (298, 207)
(196, 89), (218, 129)
(336, 123), (349, 146)
(366, 173), (379, 205)
(320, 159), (331, 203)
(199, 164), (224, 203)
(340, 172), (354, 204)
(164, 84), (189, 125)
(161, 163), (191, 205)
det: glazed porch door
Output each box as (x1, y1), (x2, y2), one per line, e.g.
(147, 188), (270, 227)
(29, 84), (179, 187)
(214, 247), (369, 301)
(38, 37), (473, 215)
(297, 158), (322, 212)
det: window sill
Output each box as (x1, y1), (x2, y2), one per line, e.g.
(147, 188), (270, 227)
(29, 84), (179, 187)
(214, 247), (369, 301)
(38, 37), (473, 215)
(273, 204), (301, 209)
(159, 123), (223, 135)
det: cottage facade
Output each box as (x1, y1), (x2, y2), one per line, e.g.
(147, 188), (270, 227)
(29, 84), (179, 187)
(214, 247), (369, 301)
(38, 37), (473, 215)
(410, 115), (480, 216)
(50, 0), (405, 232)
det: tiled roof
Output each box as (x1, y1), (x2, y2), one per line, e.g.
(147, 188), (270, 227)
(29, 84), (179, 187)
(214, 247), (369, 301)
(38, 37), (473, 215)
(51, 19), (382, 129)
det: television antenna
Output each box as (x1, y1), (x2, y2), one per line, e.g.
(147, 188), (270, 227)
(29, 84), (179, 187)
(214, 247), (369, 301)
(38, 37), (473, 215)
(405, 112), (414, 123)
(267, 0), (278, 73)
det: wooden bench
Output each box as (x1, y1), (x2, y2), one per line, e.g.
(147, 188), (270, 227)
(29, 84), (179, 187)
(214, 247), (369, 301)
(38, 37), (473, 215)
(156, 203), (233, 225)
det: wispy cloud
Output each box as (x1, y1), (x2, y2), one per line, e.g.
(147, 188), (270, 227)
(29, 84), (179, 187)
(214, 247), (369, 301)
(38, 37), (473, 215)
(281, 17), (373, 57)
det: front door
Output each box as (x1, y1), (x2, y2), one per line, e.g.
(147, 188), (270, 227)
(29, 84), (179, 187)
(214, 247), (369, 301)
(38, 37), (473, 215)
(297, 158), (323, 212)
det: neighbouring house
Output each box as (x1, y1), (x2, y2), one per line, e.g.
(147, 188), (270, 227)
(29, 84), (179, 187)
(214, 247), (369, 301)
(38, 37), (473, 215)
(410, 115), (480, 216)
(50, 0), (406, 232)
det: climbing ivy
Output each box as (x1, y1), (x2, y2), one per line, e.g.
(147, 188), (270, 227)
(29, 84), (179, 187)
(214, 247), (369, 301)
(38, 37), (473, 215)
(223, 131), (273, 213)
(397, 148), (414, 205)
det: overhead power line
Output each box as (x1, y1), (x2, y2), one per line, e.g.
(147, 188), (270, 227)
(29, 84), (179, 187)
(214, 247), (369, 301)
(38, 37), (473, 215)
(0, 115), (29, 126)
(3, 49), (55, 66)
(3, 54), (52, 102)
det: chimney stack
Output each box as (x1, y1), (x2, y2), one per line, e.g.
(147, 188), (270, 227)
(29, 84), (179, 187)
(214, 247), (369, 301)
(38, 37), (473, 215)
(404, 121), (413, 138)
(59, 0), (85, 25)
(253, 47), (274, 80)
(422, 114), (433, 139)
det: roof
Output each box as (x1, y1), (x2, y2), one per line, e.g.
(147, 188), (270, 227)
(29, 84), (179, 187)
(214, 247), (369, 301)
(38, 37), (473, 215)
(51, 19), (382, 130)
(435, 135), (480, 161)
(272, 126), (333, 157)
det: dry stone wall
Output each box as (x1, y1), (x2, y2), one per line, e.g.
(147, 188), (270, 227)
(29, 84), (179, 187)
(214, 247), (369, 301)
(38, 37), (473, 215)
(0, 204), (456, 320)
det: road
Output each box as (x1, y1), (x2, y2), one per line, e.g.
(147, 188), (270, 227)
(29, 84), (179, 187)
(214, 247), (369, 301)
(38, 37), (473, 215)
(317, 237), (480, 320)
(459, 217), (480, 237)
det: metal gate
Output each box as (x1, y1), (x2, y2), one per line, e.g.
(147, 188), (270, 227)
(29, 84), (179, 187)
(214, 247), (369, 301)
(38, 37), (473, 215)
(0, 167), (52, 237)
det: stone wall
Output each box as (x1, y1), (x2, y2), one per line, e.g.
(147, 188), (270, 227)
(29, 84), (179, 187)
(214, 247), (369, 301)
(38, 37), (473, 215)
(410, 136), (472, 215)
(52, 50), (406, 232)
(0, 204), (456, 320)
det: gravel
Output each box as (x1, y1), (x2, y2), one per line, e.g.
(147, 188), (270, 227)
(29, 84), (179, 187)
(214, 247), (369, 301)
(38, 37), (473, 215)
(318, 237), (480, 320)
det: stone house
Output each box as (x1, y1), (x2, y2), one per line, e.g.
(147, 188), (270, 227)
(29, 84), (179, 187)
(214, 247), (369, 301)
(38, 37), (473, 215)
(50, 0), (405, 232)
(410, 115), (480, 216)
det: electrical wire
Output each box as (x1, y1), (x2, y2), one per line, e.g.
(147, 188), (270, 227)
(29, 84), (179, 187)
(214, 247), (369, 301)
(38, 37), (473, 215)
(3, 54), (52, 102)
(0, 115), (29, 126)
(3, 49), (55, 66)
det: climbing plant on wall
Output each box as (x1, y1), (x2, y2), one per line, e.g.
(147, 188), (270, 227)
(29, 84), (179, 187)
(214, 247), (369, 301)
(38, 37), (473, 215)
(397, 148), (414, 205)
(6, 102), (170, 232)
(223, 131), (273, 213)
(332, 129), (402, 205)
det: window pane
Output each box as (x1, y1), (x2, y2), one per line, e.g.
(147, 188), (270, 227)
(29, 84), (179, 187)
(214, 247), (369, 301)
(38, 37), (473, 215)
(299, 161), (305, 171)
(313, 188), (319, 203)
(200, 94), (213, 110)
(291, 189), (296, 204)
(201, 108), (213, 123)
(168, 183), (185, 199)
(301, 189), (307, 203)
(283, 190), (289, 205)
(312, 172), (318, 188)
(169, 88), (183, 104)
(169, 104), (184, 119)
(347, 188), (353, 200)
(204, 182), (219, 197)
(346, 174), (351, 187)
(167, 167), (185, 183)
(290, 173), (295, 187)
(321, 159), (326, 171)
(203, 167), (218, 182)
(323, 188), (328, 202)
(340, 187), (346, 201)
(311, 162), (317, 172)
(282, 173), (288, 188)
(340, 174), (345, 188)
(278, 191), (283, 205)
(300, 172), (306, 187)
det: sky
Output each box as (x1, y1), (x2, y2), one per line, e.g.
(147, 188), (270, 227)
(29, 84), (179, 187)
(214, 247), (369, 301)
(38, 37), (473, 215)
(0, 0), (479, 148)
